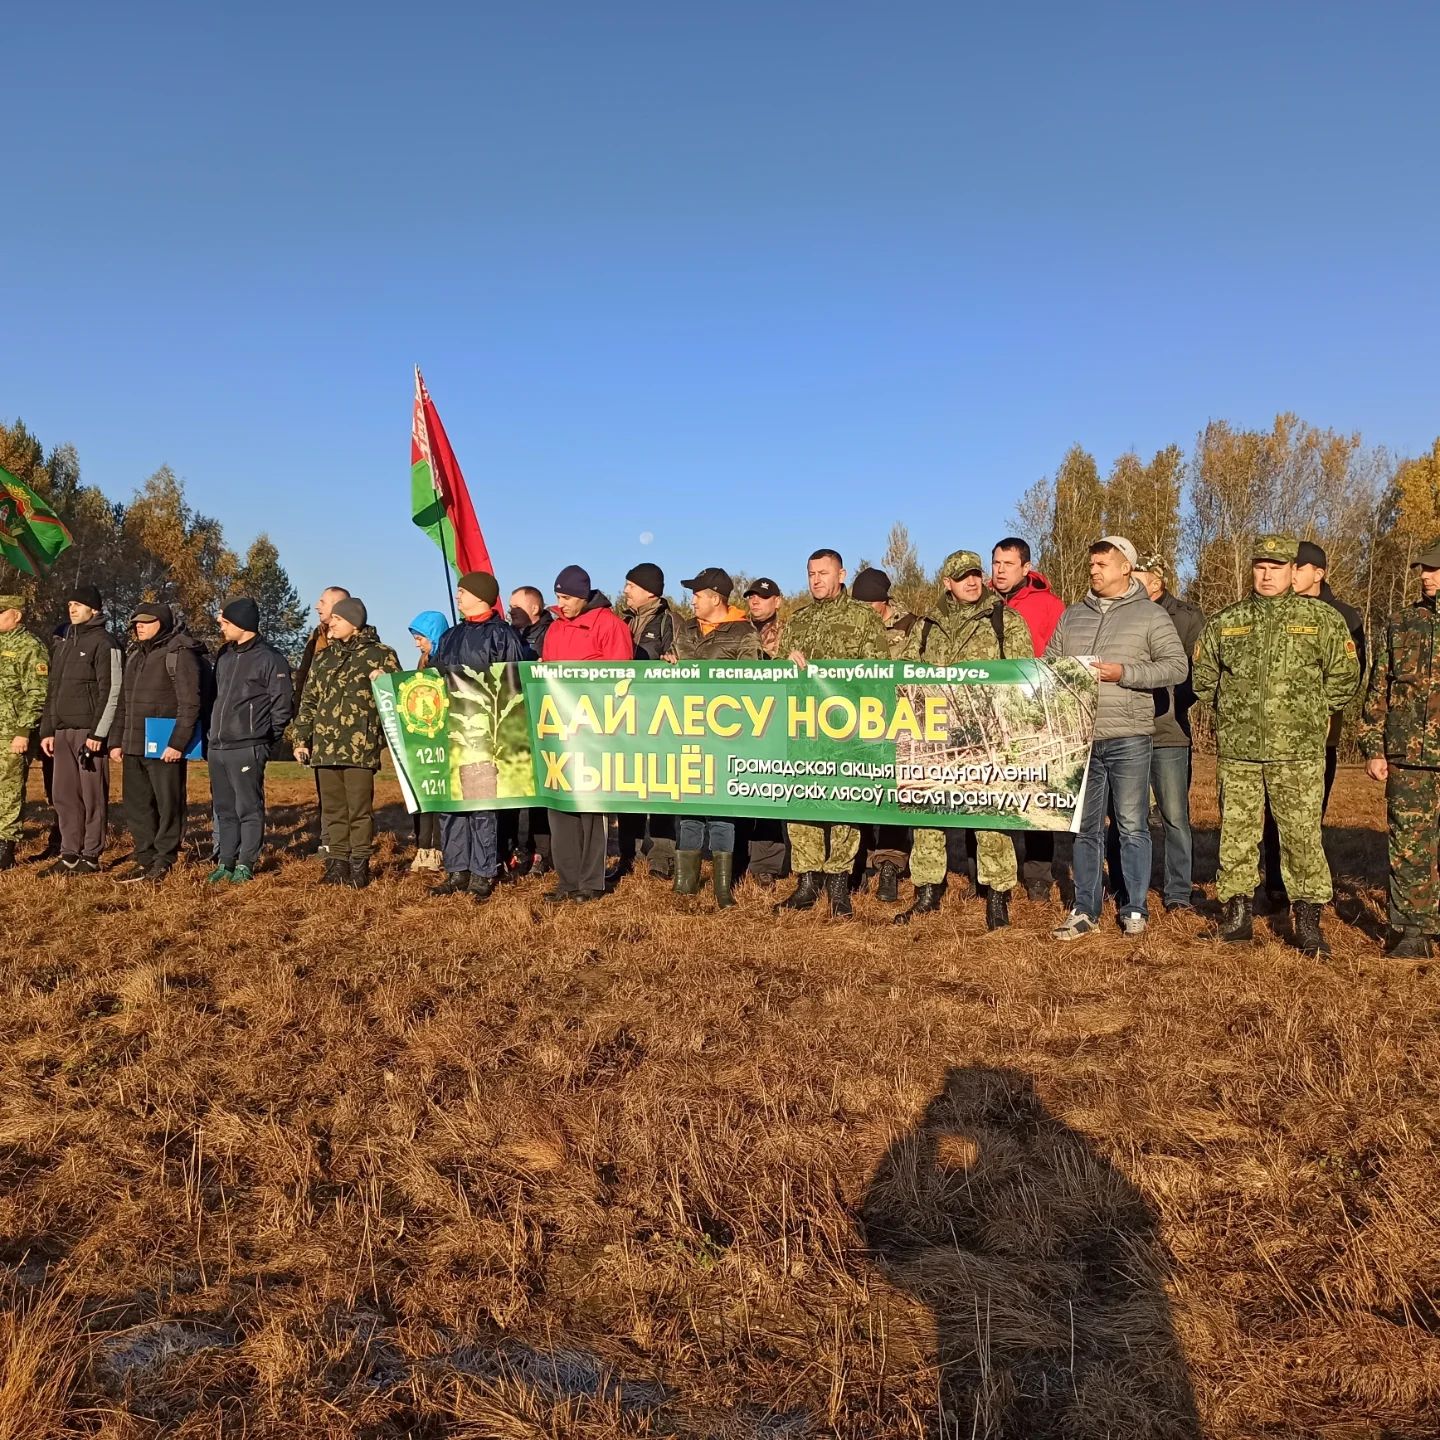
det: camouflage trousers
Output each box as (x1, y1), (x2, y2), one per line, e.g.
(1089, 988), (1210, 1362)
(1385, 764), (1440, 934)
(910, 827), (1015, 891)
(1217, 758), (1330, 905)
(0, 749), (27, 842)
(787, 822), (860, 876)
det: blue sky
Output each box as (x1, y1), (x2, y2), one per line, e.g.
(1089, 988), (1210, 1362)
(5, 2), (1438, 643)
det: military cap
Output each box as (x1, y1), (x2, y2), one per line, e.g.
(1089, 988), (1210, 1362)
(1252, 534), (1299, 563)
(941, 549), (984, 581)
(1136, 554), (1166, 581)
(0, 594), (25, 613)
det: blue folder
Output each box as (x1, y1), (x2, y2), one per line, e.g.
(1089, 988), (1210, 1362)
(143, 717), (203, 760)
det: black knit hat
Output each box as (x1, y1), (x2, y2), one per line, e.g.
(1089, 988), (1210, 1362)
(69, 583), (102, 611)
(626, 562), (664, 597)
(222, 597), (261, 632)
(851, 568), (891, 602)
(458, 571), (500, 606)
(554, 565), (591, 598)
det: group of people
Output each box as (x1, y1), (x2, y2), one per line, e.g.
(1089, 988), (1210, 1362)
(2, 526), (1437, 957)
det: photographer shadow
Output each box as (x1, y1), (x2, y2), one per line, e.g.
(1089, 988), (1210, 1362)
(859, 1066), (1201, 1439)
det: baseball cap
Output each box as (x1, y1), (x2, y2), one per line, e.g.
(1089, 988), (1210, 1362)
(1095, 535), (1139, 568)
(1412, 541), (1440, 568)
(682, 567), (734, 597)
(1295, 540), (1327, 570)
(744, 578), (781, 599)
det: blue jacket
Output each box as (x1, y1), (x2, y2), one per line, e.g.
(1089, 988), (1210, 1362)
(434, 612), (533, 669)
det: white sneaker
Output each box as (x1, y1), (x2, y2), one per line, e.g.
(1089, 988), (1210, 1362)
(1121, 913), (1147, 937)
(1052, 910), (1099, 941)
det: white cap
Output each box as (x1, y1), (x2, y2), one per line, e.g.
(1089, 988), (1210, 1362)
(1096, 535), (1138, 568)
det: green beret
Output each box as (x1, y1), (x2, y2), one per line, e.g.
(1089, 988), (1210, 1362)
(941, 549), (984, 581)
(1252, 534), (1299, 564)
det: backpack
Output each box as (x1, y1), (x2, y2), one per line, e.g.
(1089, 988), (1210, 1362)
(895, 612), (937, 655)
(988, 599), (1007, 658)
(165, 631), (217, 734)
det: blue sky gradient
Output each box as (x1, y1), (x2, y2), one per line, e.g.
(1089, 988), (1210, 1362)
(5, 2), (1438, 641)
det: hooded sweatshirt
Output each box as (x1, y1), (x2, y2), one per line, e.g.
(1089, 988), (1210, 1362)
(540, 592), (634, 662)
(109, 604), (205, 757)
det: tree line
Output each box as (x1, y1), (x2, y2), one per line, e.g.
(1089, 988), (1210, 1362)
(1, 418), (307, 659)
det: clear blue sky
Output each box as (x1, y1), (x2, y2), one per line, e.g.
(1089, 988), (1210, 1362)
(5, 2), (1438, 644)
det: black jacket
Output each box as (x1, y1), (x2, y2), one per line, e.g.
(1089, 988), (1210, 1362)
(109, 606), (205, 757)
(39, 614), (123, 741)
(514, 609), (552, 656)
(1318, 580), (1367, 749)
(211, 636), (295, 751)
(434, 612), (533, 669)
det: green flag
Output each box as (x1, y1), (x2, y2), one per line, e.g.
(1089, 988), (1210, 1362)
(0, 467), (73, 576)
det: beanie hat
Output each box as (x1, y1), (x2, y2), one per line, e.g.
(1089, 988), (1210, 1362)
(69, 583), (102, 611)
(222, 597), (261, 632)
(458, 571), (500, 606)
(625, 562), (664, 597)
(851, 568), (891, 602)
(332, 596), (368, 628)
(554, 565), (591, 598)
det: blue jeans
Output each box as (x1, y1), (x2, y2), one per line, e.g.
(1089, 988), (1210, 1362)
(676, 817), (735, 854)
(1075, 735), (1153, 921)
(1149, 745), (1194, 908)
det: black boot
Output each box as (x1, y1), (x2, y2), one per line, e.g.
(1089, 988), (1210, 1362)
(0, 839), (15, 871)
(894, 884), (943, 925)
(876, 861), (900, 903)
(712, 852), (735, 909)
(321, 857), (348, 886)
(349, 857), (370, 890)
(1384, 928), (1431, 959)
(1292, 901), (1330, 957)
(40, 825), (61, 860)
(469, 873), (495, 902)
(826, 872), (852, 918)
(674, 849), (702, 896)
(986, 888), (1010, 931)
(430, 871), (471, 896)
(1211, 896), (1253, 942)
(774, 871), (823, 913)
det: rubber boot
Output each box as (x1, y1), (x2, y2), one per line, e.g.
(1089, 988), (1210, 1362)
(876, 861), (900, 903)
(1292, 901), (1330, 957)
(321, 857), (348, 886)
(774, 872), (823, 913)
(674, 849), (702, 896)
(430, 871), (471, 896)
(1212, 895), (1253, 942)
(986, 888), (1010, 931)
(894, 884), (943, 925)
(826, 871), (852, 919)
(1384, 928), (1431, 959)
(712, 851), (735, 908)
(349, 857), (371, 890)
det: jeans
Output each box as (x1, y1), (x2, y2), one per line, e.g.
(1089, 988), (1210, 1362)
(676, 816), (735, 854)
(1150, 745), (1194, 908)
(1075, 734), (1154, 921)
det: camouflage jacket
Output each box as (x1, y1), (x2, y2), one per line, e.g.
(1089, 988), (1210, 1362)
(751, 613), (783, 658)
(1359, 597), (1440, 767)
(1192, 591), (1359, 762)
(933, 593), (1033, 664)
(778, 588), (889, 661)
(0, 626), (49, 741)
(290, 625), (400, 770)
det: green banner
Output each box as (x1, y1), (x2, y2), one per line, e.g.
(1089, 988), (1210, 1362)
(373, 658), (1099, 832)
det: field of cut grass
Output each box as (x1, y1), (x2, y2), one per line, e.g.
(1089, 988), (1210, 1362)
(0, 760), (1436, 1438)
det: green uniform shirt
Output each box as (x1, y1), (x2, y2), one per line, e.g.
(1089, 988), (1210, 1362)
(1359, 596), (1440, 768)
(778, 588), (889, 662)
(0, 627), (49, 742)
(1192, 590), (1359, 761)
(931, 592), (1034, 664)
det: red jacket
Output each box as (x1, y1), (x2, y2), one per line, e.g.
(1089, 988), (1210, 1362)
(995, 571), (1065, 654)
(540, 592), (634, 661)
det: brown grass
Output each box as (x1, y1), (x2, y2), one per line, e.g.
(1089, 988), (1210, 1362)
(1, 760), (1437, 1438)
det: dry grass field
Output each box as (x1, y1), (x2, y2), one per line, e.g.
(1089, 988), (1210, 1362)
(1, 760), (1437, 1439)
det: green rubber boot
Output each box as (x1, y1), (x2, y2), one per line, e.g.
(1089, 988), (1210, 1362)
(674, 849), (702, 896)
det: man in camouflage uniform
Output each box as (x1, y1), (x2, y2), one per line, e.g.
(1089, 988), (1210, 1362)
(0, 594), (49, 870)
(1359, 541), (1440, 958)
(894, 550), (1034, 929)
(1192, 535), (1360, 955)
(773, 548), (889, 918)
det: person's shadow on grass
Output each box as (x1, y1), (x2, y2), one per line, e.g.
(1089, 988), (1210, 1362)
(859, 1066), (1201, 1439)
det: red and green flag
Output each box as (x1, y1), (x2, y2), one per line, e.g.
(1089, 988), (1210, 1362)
(0, 466), (72, 576)
(411, 367), (496, 584)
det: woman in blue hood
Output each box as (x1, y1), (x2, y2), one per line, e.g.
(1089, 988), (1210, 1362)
(405, 610), (450, 872)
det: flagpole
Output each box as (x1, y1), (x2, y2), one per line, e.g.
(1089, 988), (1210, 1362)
(417, 366), (458, 627)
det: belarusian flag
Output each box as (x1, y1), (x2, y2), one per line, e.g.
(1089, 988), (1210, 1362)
(0, 466), (72, 576)
(411, 368), (496, 582)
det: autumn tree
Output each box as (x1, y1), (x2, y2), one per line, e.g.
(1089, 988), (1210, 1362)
(1041, 445), (1104, 603)
(235, 534), (306, 659)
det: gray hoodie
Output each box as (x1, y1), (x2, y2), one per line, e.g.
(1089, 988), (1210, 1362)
(1045, 580), (1189, 741)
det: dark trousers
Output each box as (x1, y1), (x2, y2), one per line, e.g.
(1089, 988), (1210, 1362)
(1263, 748), (1338, 897)
(499, 807), (551, 865)
(742, 817), (789, 881)
(211, 744), (269, 868)
(676, 816), (735, 853)
(123, 755), (188, 869)
(618, 812), (675, 874)
(550, 809), (607, 895)
(441, 811), (497, 876)
(52, 727), (109, 860)
(413, 811), (441, 849)
(315, 766), (375, 861)
(869, 823), (912, 870)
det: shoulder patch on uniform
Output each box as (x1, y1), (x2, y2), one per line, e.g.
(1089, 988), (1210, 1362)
(1220, 625), (1252, 636)
(1286, 624), (1319, 635)
(1345, 640), (1357, 655)
(36, 662), (47, 674)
